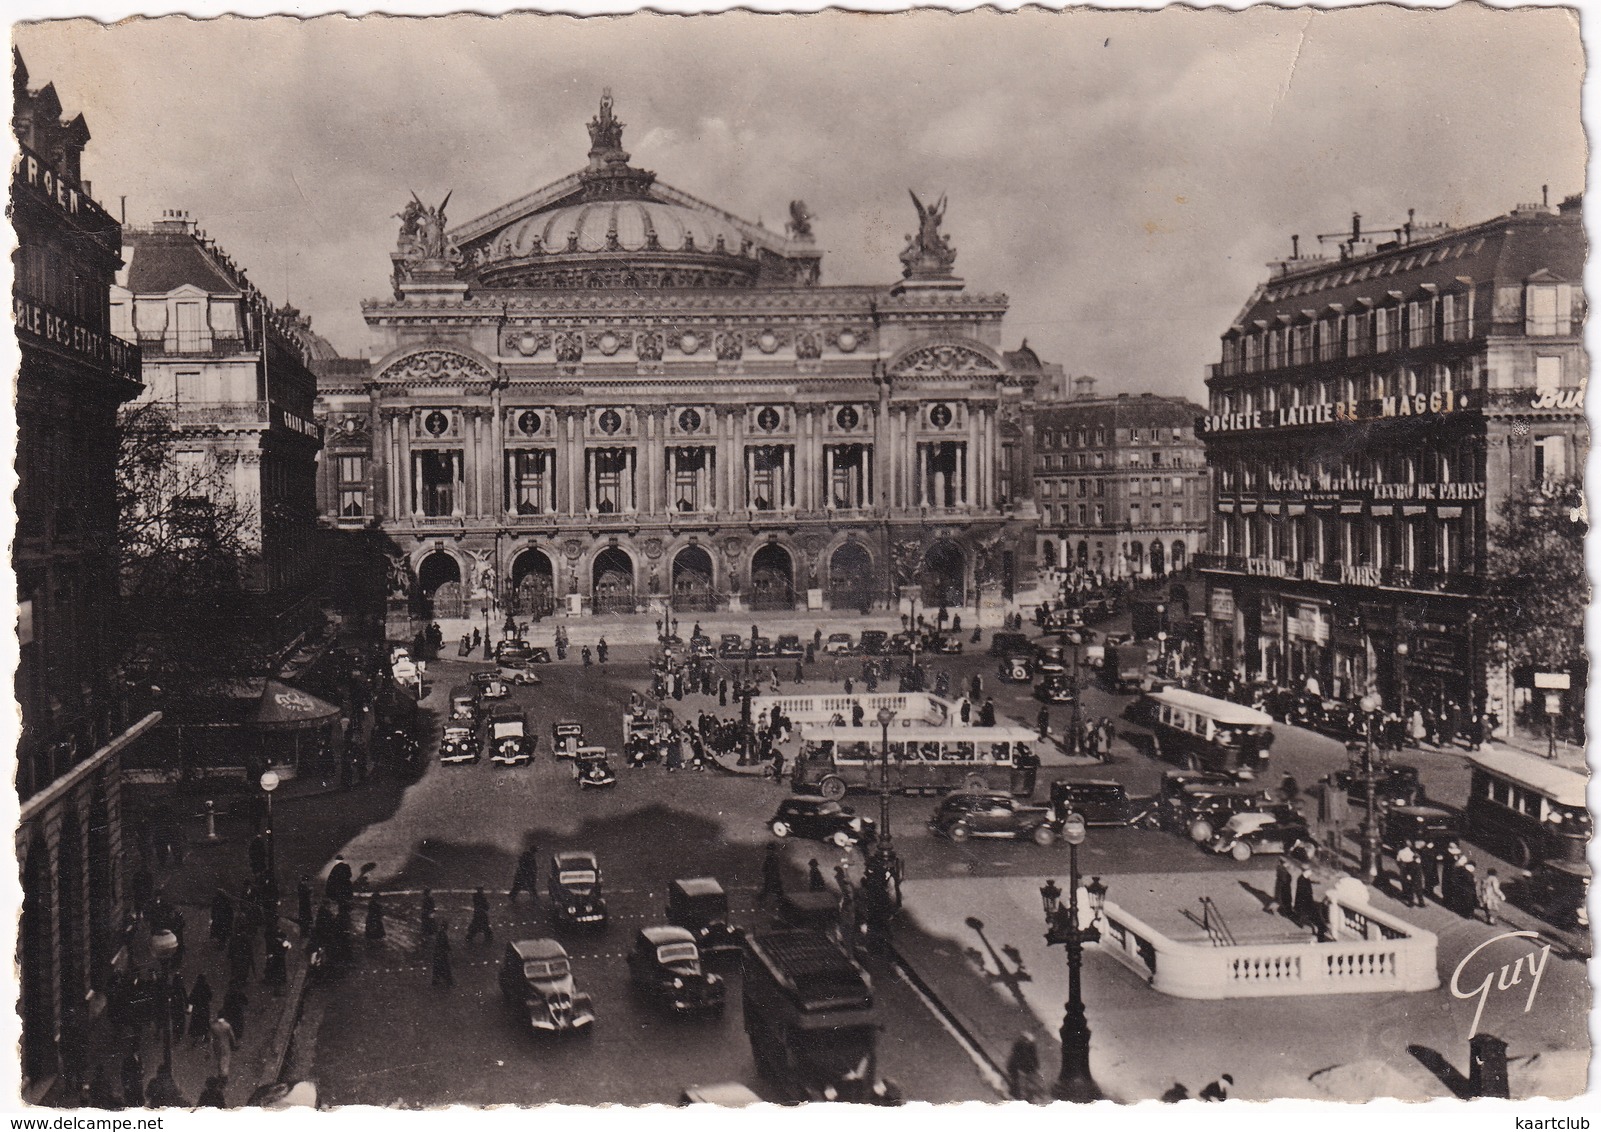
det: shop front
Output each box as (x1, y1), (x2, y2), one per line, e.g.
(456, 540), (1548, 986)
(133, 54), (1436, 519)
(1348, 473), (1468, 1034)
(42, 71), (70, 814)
(1284, 598), (1331, 696)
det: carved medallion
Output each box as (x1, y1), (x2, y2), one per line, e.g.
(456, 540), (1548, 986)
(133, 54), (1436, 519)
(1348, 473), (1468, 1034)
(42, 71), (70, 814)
(715, 332), (743, 361)
(677, 408), (703, 433)
(381, 349), (493, 385)
(679, 331), (701, 355)
(836, 329), (859, 354)
(795, 331), (822, 360)
(835, 405), (860, 431)
(424, 410), (450, 437)
(756, 329), (780, 354)
(563, 539), (584, 560)
(756, 406), (781, 432)
(598, 409), (623, 435)
(642, 538), (664, 560)
(555, 331), (584, 364)
(517, 410), (543, 436)
(929, 403), (954, 429)
(637, 332), (664, 362)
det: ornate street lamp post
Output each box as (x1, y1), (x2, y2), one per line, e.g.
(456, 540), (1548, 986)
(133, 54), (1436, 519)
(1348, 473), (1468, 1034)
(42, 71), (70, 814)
(260, 769), (281, 878)
(1358, 692), (1382, 882)
(150, 928), (179, 1072)
(862, 706), (903, 935)
(1040, 813), (1106, 1102)
(1059, 628), (1083, 756)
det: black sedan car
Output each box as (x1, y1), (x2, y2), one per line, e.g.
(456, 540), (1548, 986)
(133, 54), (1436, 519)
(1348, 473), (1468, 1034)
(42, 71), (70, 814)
(1034, 674), (1077, 704)
(775, 634), (804, 658)
(767, 797), (876, 847)
(923, 632), (964, 655)
(928, 793), (1061, 846)
(626, 926), (725, 1016)
(717, 634), (746, 658)
(1331, 763), (1425, 807)
(858, 630), (889, 656)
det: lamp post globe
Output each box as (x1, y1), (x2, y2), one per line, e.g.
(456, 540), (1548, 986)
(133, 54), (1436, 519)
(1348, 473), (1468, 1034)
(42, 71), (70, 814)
(260, 769), (281, 878)
(150, 928), (180, 1068)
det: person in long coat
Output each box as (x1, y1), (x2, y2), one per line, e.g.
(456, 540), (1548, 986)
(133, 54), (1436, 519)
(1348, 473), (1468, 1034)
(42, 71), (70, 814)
(365, 893), (387, 942)
(186, 972), (213, 1045)
(325, 857), (355, 910)
(208, 1014), (237, 1081)
(166, 971), (188, 1039)
(1273, 858), (1295, 918)
(808, 859), (827, 892)
(431, 923), (454, 986)
(209, 889), (234, 946)
(466, 888), (493, 944)
(1292, 868), (1318, 930)
(220, 985), (249, 1042)
(263, 930), (290, 989)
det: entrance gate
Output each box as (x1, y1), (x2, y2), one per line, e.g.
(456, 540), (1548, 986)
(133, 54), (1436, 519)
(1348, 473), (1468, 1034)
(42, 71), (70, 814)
(749, 544), (794, 611)
(672, 546), (717, 613)
(592, 546), (637, 614)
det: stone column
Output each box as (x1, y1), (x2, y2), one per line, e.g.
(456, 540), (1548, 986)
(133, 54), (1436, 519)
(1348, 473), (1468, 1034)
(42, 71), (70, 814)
(397, 409), (413, 517)
(489, 393), (505, 516)
(463, 411), (479, 518)
(824, 445), (835, 511)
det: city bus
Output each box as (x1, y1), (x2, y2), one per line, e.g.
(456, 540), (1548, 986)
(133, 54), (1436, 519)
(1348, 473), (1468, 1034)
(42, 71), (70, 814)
(789, 722), (1039, 800)
(1463, 749), (1590, 867)
(1143, 687), (1275, 779)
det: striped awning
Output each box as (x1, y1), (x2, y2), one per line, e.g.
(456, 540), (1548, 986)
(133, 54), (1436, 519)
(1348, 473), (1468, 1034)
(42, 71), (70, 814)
(1340, 503), (1363, 515)
(1287, 504), (1307, 516)
(1402, 505), (1427, 517)
(1370, 504), (1394, 517)
(1263, 503), (1282, 515)
(1437, 506), (1464, 519)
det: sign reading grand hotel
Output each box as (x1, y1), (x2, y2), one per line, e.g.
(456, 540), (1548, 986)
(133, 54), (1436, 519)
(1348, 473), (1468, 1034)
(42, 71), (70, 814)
(1202, 390), (1473, 434)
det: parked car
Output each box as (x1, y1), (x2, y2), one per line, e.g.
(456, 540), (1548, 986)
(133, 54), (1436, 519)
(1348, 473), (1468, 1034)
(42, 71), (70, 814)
(998, 655), (1034, 684)
(1058, 626), (1099, 647)
(487, 711), (533, 767)
(1207, 809), (1313, 861)
(627, 926), (725, 1015)
(988, 631), (1034, 658)
(526, 646), (553, 664)
(470, 671), (513, 699)
(689, 638), (715, 660)
(1042, 608), (1084, 633)
(767, 797), (876, 847)
(573, 747), (618, 788)
(887, 631), (919, 655)
(439, 722), (480, 765)
(1381, 804), (1461, 855)
(775, 634), (804, 659)
(1033, 643), (1068, 675)
(1331, 762), (1425, 807)
(1522, 859), (1590, 930)
(665, 877), (744, 959)
(551, 720), (585, 758)
(718, 634), (746, 658)
(1034, 674), (1077, 704)
(494, 639), (533, 663)
(923, 632), (963, 655)
(496, 665), (542, 686)
(499, 938), (595, 1034)
(751, 637), (776, 658)
(1049, 780), (1157, 828)
(548, 851), (608, 928)
(772, 890), (841, 931)
(858, 630), (889, 656)
(447, 684), (483, 727)
(823, 633), (856, 656)
(929, 793), (1061, 845)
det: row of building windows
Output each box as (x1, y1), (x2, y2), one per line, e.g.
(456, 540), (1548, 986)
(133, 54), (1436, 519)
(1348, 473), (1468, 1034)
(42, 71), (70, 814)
(1043, 502), (1189, 528)
(1038, 475), (1189, 498)
(1214, 443), (1482, 493)
(1215, 511), (1476, 576)
(1036, 449), (1196, 472)
(1038, 424), (1190, 448)
(1218, 282), (1576, 379)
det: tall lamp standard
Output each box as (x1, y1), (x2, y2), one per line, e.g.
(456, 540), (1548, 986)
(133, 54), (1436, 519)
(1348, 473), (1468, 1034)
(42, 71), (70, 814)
(862, 706), (904, 935)
(260, 770), (281, 878)
(1059, 627), (1083, 755)
(1358, 692), (1382, 882)
(1040, 812), (1106, 1102)
(150, 928), (179, 1071)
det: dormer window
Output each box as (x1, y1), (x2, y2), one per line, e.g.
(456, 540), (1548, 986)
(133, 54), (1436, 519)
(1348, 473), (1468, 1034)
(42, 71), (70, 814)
(1525, 278), (1572, 336)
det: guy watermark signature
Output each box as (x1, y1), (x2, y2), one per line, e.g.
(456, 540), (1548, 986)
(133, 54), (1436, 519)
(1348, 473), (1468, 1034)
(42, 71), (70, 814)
(1449, 930), (1552, 1038)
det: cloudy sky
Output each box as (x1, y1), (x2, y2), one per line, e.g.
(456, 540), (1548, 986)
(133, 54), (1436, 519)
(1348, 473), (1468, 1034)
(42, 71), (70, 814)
(13, 7), (1585, 401)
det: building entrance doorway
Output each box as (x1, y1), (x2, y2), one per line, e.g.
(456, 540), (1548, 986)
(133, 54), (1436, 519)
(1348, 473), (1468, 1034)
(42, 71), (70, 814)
(749, 544), (795, 611)
(828, 542), (874, 612)
(672, 546), (717, 612)
(592, 547), (636, 614)
(417, 552), (464, 619)
(512, 549), (556, 618)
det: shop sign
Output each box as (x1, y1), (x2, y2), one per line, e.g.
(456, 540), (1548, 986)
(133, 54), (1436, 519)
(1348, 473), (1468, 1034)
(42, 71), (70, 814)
(1371, 482), (1485, 502)
(1202, 390), (1475, 435)
(1340, 563), (1382, 587)
(14, 297), (139, 379)
(13, 145), (116, 229)
(1245, 557), (1321, 581)
(1289, 604), (1329, 645)
(277, 407), (322, 440)
(1209, 589), (1235, 620)
(1260, 598), (1283, 638)
(1530, 387), (1584, 411)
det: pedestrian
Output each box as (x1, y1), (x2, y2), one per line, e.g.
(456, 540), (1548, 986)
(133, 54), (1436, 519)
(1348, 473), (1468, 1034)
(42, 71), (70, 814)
(1006, 1033), (1042, 1102)
(1477, 867), (1505, 925)
(166, 971), (188, 1040)
(1037, 705), (1050, 742)
(145, 1063), (188, 1108)
(794, 659), (804, 685)
(979, 698), (996, 727)
(959, 698), (972, 726)
(1280, 773), (1301, 807)
(813, 627), (822, 652)
(582, 645), (592, 668)
(851, 702), (865, 728)
(808, 859), (827, 892)
(843, 676), (854, 695)
(197, 1077), (228, 1109)
(718, 677), (728, 707)
(1199, 1074), (1234, 1101)
(1292, 867), (1317, 930)
(220, 985), (249, 1041)
(1159, 1083), (1191, 1103)
(597, 637), (609, 664)
(509, 846), (539, 903)
(263, 930), (289, 989)
(970, 673), (983, 701)
(467, 886), (493, 943)
(187, 972), (213, 1045)
(209, 888), (234, 947)
(1395, 842), (1421, 907)
(419, 887), (437, 939)
(227, 927), (256, 986)
(759, 843), (784, 902)
(296, 876), (314, 937)
(121, 1049), (145, 1107)
(1454, 858), (1480, 919)
(1272, 857), (1294, 917)
(432, 922), (454, 986)
(364, 893), (387, 942)
(325, 855), (355, 911)
(209, 1014), (237, 1082)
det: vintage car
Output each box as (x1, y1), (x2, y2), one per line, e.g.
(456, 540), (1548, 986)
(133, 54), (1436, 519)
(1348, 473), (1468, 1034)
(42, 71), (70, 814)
(666, 877), (744, 958)
(717, 633), (746, 658)
(1033, 642), (1069, 675)
(549, 851), (608, 928)
(439, 722), (480, 765)
(1207, 809), (1313, 861)
(470, 670), (513, 699)
(494, 639), (533, 664)
(1058, 626), (1100, 647)
(772, 889), (843, 931)
(1049, 780), (1158, 828)
(858, 630), (890, 656)
(689, 637), (715, 660)
(488, 711), (533, 767)
(626, 926), (725, 1015)
(495, 664), (542, 686)
(886, 631), (919, 655)
(750, 636), (776, 658)
(1042, 608), (1084, 633)
(1034, 673), (1078, 704)
(997, 655), (1034, 685)
(573, 747), (618, 788)
(498, 938), (596, 1034)
(928, 793), (1061, 845)
(988, 631), (1034, 657)
(767, 797), (875, 848)
(775, 634), (805, 659)
(1331, 762), (1425, 807)
(551, 720), (585, 759)
(526, 646), (554, 664)
(823, 633), (856, 656)
(1155, 770), (1275, 842)
(923, 632), (964, 655)
(1522, 859), (1590, 930)
(1381, 803), (1461, 855)
(447, 684), (483, 727)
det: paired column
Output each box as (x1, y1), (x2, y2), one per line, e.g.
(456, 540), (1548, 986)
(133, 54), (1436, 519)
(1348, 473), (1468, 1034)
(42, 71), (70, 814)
(397, 410), (413, 517)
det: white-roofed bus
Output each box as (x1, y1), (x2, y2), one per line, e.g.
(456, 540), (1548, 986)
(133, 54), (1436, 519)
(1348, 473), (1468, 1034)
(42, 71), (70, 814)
(1143, 687), (1275, 780)
(789, 722), (1040, 800)
(1464, 748), (1589, 868)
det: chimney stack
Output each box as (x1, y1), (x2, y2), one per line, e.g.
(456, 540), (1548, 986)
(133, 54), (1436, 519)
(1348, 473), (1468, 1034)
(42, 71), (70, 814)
(1291, 234), (1300, 259)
